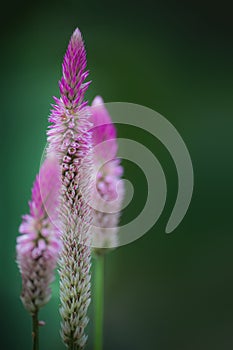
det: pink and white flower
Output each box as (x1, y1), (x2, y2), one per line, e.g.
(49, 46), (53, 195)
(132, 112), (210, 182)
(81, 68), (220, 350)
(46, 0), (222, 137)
(16, 155), (60, 314)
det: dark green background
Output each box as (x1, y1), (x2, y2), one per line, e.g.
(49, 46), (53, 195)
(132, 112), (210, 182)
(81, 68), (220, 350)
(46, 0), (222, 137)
(1, 1), (233, 349)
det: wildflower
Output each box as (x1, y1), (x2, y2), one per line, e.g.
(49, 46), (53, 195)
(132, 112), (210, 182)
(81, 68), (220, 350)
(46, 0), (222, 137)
(47, 28), (93, 349)
(91, 96), (124, 252)
(16, 155), (60, 315)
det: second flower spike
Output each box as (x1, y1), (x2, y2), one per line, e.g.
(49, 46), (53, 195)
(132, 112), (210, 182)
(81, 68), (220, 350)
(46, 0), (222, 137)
(91, 96), (124, 253)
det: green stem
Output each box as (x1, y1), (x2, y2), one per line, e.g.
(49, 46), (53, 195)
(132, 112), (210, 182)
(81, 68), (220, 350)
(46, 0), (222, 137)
(32, 311), (39, 350)
(68, 335), (74, 350)
(94, 254), (105, 350)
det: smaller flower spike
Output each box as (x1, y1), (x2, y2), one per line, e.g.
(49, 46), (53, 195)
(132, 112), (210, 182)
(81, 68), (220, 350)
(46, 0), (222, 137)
(91, 96), (124, 252)
(16, 154), (61, 315)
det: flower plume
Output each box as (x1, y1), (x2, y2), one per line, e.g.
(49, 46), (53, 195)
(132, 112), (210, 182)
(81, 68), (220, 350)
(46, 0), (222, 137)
(16, 154), (61, 315)
(91, 96), (124, 252)
(47, 28), (93, 349)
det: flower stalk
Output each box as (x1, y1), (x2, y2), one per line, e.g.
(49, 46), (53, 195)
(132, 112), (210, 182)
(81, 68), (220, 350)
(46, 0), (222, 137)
(94, 254), (105, 350)
(47, 28), (93, 349)
(16, 154), (61, 350)
(32, 311), (39, 350)
(90, 96), (124, 349)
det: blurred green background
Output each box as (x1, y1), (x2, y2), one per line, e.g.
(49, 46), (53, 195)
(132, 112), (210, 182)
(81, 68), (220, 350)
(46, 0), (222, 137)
(1, 0), (233, 349)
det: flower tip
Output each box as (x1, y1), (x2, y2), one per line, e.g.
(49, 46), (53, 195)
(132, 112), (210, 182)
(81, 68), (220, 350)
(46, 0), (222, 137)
(71, 27), (83, 43)
(92, 95), (104, 107)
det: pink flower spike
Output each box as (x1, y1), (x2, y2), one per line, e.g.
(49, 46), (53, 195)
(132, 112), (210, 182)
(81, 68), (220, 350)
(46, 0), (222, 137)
(46, 28), (93, 349)
(16, 154), (61, 315)
(91, 96), (125, 251)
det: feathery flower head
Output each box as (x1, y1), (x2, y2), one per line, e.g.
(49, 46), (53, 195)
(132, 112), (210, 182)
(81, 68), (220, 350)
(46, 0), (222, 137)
(91, 96), (124, 251)
(16, 155), (61, 314)
(51, 28), (90, 114)
(47, 28), (93, 349)
(47, 28), (92, 217)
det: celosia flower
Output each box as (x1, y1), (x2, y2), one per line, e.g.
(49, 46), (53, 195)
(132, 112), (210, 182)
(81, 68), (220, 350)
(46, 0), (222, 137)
(16, 154), (60, 315)
(91, 96), (124, 252)
(47, 28), (93, 349)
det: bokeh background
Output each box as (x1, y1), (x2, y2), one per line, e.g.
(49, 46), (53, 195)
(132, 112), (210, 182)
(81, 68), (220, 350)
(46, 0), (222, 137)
(1, 0), (233, 349)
